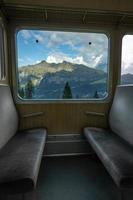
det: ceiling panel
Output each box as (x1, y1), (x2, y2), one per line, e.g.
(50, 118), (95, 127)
(2, 0), (133, 13)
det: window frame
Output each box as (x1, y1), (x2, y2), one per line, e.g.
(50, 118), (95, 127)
(14, 26), (112, 104)
(0, 22), (6, 81)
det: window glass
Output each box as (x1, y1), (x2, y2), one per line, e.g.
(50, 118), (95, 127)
(17, 29), (109, 100)
(0, 25), (5, 80)
(121, 35), (133, 85)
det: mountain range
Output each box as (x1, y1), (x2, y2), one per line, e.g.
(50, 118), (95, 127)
(18, 61), (133, 99)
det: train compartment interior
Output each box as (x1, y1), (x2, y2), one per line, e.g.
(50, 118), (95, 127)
(0, 1), (133, 200)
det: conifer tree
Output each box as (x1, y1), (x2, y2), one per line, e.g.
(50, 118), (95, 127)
(25, 80), (34, 99)
(62, 81), (73, 99)
(93, 90), (99, 98)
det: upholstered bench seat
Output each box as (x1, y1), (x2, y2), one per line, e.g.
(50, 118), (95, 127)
(0, 128), (47, 194)
(84, 127), (133, 189)
(0, 84), (47, 195)
(84, 85), (133, 196)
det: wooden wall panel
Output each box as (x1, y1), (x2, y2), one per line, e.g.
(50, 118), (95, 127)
(8, 12), (121, 136)
(17, 102), (110, 134)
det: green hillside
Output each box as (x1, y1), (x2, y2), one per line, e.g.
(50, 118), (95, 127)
(18, 60), (107, 99)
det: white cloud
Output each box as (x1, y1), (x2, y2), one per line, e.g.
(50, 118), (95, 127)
(21, 30), (31, 40)
(121, 62), (133, 74)
(122, 35), (133, 74)
(18, 58), (24, 62)
(36, 60), (41, 64)
(46, 54), (88, 66)
(48, 33), (86, 48)
(20, 30), (45, 44)
(19, 30), (108, 70)
(92, 55), (103, 68)
(45, 31), (108, 69)
(32, 33), (45, 43)
(18, 57), (41, 67)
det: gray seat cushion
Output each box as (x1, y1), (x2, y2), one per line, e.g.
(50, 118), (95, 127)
(84, 127), (133, 189)
(0, 85), (18, 150)
(109, 85), (133, 146)
(0, 128), (47, 194)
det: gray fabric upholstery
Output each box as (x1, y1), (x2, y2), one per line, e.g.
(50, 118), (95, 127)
(84, 85), (133, 189)
(0, 85), (18, 149)
(84, 127), (133, 188)
(109, 85), (133, 146)
(0, 84), (47, 194)
(0, 128), (47, 194)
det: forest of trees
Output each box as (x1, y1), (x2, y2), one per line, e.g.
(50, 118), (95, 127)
(18, 80), (100, 100)
(18, 80), (34, 99)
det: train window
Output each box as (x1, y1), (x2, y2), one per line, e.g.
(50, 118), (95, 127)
(16, 29), (109, 100)
(0, 25), (5, 80)
(121, 35), (133, 85)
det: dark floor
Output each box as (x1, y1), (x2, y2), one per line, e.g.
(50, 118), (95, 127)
(3, 155), (120, 200)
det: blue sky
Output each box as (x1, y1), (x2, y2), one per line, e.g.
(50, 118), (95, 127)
(17, 30), (109, 71)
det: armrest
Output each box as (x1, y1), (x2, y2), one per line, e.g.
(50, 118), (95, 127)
(85, 111), (106, 117)
(22, 112), (45, 118)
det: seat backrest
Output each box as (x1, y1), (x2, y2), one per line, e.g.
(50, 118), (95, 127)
(109, 85), (133, 146)
(0, 84), (18, 149)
